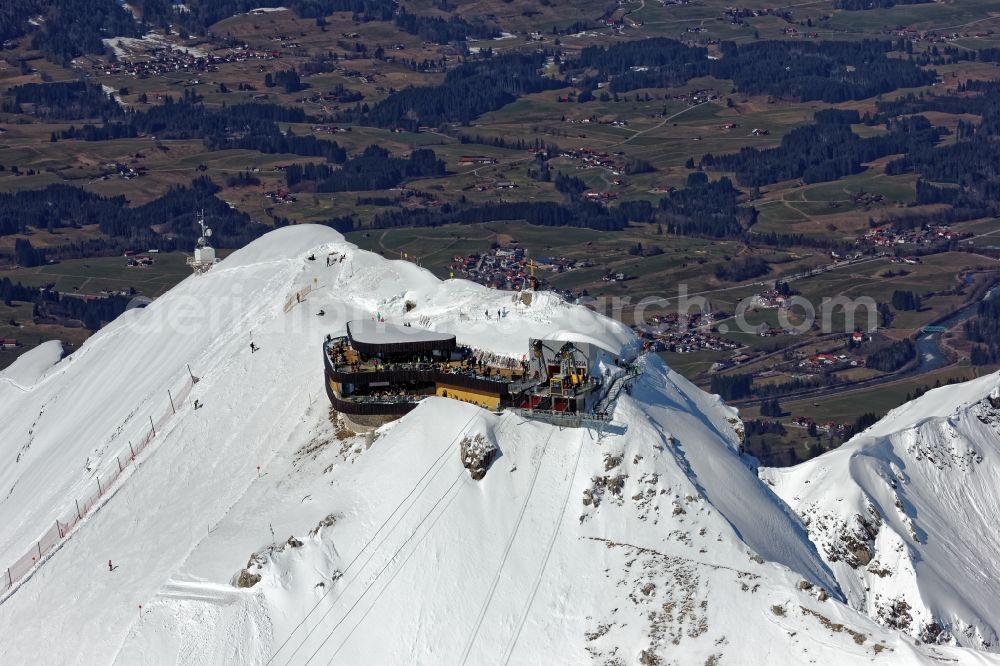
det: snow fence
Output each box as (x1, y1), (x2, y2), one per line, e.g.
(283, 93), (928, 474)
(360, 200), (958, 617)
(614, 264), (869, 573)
(1, 372), (197, 598)
(282, 283), (317, 313)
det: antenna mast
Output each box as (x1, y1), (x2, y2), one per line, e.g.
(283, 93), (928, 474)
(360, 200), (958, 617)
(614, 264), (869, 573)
(186, 209), (219, 274)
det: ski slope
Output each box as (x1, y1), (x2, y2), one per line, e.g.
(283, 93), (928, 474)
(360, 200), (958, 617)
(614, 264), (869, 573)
(0, 225), (996, 665)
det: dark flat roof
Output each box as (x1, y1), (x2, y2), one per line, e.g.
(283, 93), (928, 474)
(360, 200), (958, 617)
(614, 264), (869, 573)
(346, 320), (456, 354)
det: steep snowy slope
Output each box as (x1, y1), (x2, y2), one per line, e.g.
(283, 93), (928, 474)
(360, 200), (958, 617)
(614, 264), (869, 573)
(762, 374), (1000, 651)
(0, 339), (63, 388)
(0, 225), (995, 665)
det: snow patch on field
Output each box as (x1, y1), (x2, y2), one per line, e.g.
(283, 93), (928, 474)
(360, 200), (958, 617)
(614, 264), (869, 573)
(103, 33), (208, 59)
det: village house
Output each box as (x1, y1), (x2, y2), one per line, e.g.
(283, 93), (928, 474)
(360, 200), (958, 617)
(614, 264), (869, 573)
(754, 289), (787, 308)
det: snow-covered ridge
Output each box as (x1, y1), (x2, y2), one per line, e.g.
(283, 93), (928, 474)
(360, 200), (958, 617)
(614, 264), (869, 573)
(0, 340), (62, 390)
(0, 225), (995, 664)
(763, 373), (1000, 651)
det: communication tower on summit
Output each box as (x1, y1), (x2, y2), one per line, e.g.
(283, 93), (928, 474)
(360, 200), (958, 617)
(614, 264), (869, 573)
(186, 210), (219, 274)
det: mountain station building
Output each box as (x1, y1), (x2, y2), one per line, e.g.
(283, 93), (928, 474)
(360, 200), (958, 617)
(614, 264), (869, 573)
(323, 321), (614, 428)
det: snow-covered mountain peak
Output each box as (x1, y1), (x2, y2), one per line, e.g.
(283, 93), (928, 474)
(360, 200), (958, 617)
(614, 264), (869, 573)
(763, 371), (1000, 652)
(864, 373), (1000, 441)
(0, 225), (996, 665)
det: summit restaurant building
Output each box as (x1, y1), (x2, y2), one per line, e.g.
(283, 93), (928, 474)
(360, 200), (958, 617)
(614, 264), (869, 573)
(323, 321), (614, 427)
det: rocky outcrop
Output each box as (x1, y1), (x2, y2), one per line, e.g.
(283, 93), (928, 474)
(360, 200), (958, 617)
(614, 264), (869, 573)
(236, 569), (262, 588)
(460, 433), (497, 480)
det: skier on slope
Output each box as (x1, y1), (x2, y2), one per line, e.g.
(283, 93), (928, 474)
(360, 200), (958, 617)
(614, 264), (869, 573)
(108, 560), (113, 572)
